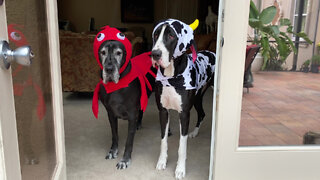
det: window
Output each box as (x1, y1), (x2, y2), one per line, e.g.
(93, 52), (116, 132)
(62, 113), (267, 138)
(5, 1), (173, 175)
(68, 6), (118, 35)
(293, 0), (309, 33)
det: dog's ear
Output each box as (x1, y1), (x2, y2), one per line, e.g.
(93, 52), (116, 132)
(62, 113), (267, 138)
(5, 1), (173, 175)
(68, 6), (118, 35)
(190, 40), (197, 62)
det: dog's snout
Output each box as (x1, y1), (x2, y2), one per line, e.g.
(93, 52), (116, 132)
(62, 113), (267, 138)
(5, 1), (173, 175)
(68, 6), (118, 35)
(105, 65), (113, 73)
(151, 50), (162, 61)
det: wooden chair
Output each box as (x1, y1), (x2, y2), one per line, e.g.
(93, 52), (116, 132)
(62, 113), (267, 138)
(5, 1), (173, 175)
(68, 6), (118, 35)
(243, 45), (260, 93)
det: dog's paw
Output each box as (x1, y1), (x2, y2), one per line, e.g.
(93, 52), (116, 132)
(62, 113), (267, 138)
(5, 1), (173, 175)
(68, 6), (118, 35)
(175, 164), (186, 179)
(105, 149), (118, 159)
(188, 127), (199, 138)
(116, 159), (131, 169)
(136, 123), (142, 130)
(156, 156), (167, 170)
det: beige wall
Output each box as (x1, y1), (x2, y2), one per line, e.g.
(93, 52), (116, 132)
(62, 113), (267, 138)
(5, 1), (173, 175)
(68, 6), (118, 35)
(315, 10), (320, 53)
(287, 0), (319, 70)
(57, 0), (198, 44)
(249, 0), (320, 70)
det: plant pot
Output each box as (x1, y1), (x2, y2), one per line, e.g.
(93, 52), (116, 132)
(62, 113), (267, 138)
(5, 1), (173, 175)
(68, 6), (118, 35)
(311, 64), (319, 73)
(251, 52), (263, 72)
(302, 67), (309, 73)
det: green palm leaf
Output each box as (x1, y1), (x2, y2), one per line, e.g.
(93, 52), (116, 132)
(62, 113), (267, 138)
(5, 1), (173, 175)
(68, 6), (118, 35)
(259, 6), (277, 25)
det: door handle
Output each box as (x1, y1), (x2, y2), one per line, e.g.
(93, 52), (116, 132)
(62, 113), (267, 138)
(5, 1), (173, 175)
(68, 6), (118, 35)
(0, 40), (34, 70)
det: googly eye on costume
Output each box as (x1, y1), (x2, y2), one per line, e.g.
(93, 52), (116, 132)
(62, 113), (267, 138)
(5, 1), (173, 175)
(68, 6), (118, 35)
(97, 33), (105, 41)
(116, 32), (125, 40)
(10, 32), (22, 41)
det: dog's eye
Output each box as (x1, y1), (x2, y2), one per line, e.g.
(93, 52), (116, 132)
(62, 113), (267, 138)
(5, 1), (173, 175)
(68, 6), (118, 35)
(116, 32), (125, 40)
(97, 33), (105, 41)
(169, 35), (175, 40)
(116, 51), (122, 56)
(100, 50), (106, 56)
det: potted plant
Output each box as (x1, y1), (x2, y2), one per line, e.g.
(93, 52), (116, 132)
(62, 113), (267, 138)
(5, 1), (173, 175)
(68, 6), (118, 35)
(311, 55), (320, 73)
(249, 0), (312, 70)
(300, 59), (310, 73)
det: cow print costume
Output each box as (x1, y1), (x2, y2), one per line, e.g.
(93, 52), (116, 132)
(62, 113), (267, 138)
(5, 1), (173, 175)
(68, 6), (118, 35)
(153, 19), (216, 93)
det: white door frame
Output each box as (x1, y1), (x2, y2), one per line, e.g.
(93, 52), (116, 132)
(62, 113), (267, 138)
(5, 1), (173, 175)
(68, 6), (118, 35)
(212, 0), (320, 180)
(46, 0), (67, 179)
(209, 0), (225, 179)
(0, 0), (66, 179)
(0, 2), (22, 179)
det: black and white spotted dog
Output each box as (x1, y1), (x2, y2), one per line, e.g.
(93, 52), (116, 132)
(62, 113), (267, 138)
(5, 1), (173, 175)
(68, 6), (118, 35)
(151, 19), (216, 179)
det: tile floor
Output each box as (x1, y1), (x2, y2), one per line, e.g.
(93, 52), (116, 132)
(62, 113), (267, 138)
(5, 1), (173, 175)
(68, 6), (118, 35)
(240, 71), (320, 146)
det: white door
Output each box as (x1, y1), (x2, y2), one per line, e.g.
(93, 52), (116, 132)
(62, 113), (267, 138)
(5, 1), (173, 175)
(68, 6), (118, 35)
(0, 0), (66, 179)
(212, 0), (320, 180)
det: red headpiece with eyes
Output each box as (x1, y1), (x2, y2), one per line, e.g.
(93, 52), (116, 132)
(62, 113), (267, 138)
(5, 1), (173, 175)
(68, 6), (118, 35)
(93, 26), (132, 73)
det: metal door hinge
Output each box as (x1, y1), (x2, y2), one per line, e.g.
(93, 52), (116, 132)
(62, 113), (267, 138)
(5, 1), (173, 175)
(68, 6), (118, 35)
(221, 37), (224, 47)
(222, 9), (225, 22)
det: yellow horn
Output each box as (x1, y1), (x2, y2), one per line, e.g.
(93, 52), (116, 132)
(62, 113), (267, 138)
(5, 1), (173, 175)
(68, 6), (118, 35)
(189, 19), (199, 31)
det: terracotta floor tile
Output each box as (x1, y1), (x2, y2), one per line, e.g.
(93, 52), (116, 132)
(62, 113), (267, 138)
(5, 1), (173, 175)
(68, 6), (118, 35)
(256, 135), (287, 145)
(264, 123), (292, 134)
(239, 138), (263, 146)
(247, 126), (273, 136)
(280, 121), (310, 137)
(274, 132), (302, 145)
(255, 117), (279, 125)
(239, 72), (320, 146)
(239, 131), (256, 140)
(241, 112), (253, 119)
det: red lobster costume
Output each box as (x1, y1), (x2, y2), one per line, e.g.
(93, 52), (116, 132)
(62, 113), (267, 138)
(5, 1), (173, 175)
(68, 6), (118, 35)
(8, 24), (46, 120)
(92, 26), (155, 118)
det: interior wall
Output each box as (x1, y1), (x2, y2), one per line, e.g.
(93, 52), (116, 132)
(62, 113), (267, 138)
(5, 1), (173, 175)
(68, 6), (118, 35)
(57, 0), (198, 44)
(57, 0), (153, 43)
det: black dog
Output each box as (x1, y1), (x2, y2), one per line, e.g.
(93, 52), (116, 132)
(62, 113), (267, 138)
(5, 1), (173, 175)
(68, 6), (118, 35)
(151, 19), (216, 179)
(92, 26), (156, 169)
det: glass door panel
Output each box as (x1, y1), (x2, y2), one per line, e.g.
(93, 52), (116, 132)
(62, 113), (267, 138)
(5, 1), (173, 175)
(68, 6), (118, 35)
(6, 0), (56, 179)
